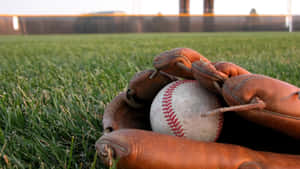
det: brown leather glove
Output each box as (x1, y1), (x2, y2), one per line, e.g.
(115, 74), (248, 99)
(99, 49), (300, 169)
(96, 129), (300, 169)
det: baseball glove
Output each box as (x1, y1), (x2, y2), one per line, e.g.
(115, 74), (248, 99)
(98, 48), (300, 169)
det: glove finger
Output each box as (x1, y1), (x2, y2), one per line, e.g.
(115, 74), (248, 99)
(213, 61), (250, 77)
(96, 129), (300, 169)
(153, 48), (210, 79)
(192, 61), (227, 94)
(222, 74), (300, 139)
(103, 92), (151, 134)
(192, 61), (250, 94)
(126, 69), (177, 108)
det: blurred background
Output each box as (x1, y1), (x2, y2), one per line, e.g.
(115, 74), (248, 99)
(1, 0), (299, 34)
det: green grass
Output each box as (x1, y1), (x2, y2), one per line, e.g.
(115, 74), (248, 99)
(0, 32), (300, 168)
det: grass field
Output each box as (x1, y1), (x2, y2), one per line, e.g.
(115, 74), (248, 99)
(0, 32), (300, 169)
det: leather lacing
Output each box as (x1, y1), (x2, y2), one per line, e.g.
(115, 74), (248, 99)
(223, 76), (300, 120)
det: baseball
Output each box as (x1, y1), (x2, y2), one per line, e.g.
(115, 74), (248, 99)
(150, 80), (223, 142)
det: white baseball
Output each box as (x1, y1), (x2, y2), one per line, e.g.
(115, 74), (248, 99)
(150, 80), (223, 142)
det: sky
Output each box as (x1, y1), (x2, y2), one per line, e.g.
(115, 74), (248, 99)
(0, 0), (299, 15)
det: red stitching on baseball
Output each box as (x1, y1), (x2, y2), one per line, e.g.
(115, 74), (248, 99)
(162, 80), (223, 141)
(162, 80), (193, 137)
